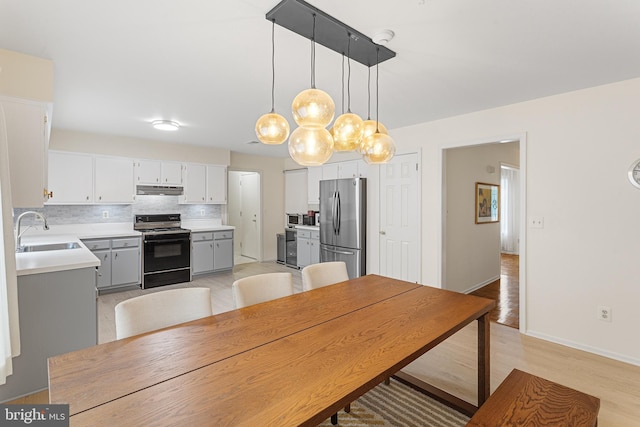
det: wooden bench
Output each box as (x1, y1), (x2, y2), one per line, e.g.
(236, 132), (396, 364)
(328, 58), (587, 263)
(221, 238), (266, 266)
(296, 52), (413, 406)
(467, 369), (600, 427)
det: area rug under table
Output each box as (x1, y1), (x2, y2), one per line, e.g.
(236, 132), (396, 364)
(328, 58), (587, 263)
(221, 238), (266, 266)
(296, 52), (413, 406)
(317, 378), (470, 427)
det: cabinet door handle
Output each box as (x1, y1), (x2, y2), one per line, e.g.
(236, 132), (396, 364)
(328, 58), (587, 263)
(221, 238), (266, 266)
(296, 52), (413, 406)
(114, 253), (118, 258)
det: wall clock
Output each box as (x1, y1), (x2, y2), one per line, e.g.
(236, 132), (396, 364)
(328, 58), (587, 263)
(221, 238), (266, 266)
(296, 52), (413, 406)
(629, 159), (640, 189)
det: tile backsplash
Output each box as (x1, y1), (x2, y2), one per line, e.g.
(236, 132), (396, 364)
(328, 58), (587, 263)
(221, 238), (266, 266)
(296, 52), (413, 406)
(13, 196), (221, 226)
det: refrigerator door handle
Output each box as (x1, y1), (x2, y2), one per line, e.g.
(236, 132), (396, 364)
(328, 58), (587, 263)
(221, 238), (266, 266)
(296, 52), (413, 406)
(331, 191), (338, 234)
(323, 247), (355, 256)
(336, 191), (342, 234)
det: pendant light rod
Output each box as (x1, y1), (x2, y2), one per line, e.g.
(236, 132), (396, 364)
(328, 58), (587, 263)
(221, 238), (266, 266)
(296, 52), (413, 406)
(376, 47), (380, 133)
(346, 33), (352, 113)
(270, 19), (276, 113)
(367, 65), (371, 120)
(266, 0), (395, 67)
(310, 13), (316, 89)
(340, 52), (345, 114)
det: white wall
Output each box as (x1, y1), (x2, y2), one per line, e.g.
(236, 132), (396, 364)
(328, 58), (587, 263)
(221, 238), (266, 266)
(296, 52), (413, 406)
(388, 77), (640, 365)
(0, 49), (53, 102)
(50, 129), (230, 165)
(445, 142), (519, 293)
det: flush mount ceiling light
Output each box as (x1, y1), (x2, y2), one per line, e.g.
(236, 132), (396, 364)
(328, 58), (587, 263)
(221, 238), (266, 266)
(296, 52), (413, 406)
(255, 19), (290, 145)
(152, 120), (180, 131)
(265, 0), (396, 165)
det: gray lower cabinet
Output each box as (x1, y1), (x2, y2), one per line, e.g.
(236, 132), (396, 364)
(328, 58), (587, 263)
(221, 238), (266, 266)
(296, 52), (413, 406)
(0, 267), (97, 402)
(297, 229), (320, 268)
(82, 237), (141, 290)
(192, 232), (214, 274)
(192, 230), (234, 275)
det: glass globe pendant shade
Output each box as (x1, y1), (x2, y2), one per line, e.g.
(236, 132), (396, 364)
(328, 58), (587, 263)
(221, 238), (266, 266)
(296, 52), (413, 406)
(292, 88), (335, 128)
(332, 112), (364, 151)
(255, 112), (290, 145)
(288, 126), (334, 166)
(359, 120), (388, 152)
(361, 131), (396, 164)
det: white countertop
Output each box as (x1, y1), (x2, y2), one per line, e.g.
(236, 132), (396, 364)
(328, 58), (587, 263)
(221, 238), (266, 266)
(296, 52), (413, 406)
(295, 225), (320, 231)
(182, 219), (235, 232)
(15, 234), (100, 277)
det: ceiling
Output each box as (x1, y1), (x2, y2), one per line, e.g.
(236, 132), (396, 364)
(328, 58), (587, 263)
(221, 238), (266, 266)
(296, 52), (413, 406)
(2, 0), (640, 158)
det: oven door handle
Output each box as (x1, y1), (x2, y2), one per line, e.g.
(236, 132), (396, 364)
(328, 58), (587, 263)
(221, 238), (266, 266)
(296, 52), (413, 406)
(144, 238), (189, 244)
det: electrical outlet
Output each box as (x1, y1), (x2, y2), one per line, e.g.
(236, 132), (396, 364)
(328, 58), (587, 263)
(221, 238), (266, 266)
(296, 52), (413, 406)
(200, 209), (205, 216)
(597, 305), (612, 322)
(102, 211), (109, 219)
(529, 217), (544, 228)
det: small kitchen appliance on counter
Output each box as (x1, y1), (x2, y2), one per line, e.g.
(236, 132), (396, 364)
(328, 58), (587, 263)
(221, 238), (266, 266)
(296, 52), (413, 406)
(134, 214), (192, 289)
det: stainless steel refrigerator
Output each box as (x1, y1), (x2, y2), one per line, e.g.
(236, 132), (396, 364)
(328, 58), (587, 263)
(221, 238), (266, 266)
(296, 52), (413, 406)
(319, 177), (366, 278)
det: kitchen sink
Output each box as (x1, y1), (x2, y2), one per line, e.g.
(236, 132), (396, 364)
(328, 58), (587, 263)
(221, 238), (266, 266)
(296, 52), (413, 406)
(17, 242), (81, 253)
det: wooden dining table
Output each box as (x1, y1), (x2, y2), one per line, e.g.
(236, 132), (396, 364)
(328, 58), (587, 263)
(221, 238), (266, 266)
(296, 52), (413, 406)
(48, 274), (495, 426)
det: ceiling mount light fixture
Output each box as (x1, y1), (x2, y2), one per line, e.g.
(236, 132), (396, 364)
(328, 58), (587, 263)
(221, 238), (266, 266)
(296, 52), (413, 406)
(361, 48), (396, 164)
(255, 19), (290, 145)
(332, 33), (364, 152)
(265, 0), (396, 164)
(372, 29), (395, 45)
(152, 120), (180, 131)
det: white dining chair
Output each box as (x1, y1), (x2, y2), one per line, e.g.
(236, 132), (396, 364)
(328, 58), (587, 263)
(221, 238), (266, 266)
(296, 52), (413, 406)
(232, 272), (293, 308)
(301, 261), (349, 291)
(301, 261), (352, 424)
(115, 287), (212, 339)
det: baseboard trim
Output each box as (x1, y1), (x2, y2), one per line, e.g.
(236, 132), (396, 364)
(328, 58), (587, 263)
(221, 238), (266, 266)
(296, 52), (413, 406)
(464, 275), (500, 294)
(525, 329), (640, 367)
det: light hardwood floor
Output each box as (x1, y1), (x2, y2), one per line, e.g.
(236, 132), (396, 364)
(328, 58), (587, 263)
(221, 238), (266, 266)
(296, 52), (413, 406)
(10, 262), (640, 426)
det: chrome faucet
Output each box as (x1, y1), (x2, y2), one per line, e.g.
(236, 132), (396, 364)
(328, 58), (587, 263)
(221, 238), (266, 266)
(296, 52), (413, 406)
(16, 211), (50, 251)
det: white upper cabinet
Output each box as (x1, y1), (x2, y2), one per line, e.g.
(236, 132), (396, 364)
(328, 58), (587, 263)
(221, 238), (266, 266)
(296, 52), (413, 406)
(2, 96), (51, 208)
(307, 167), (322, 204)
(206, 165), (227, 204)
(162, 162), (183, 185)
(321, 163), (339, 180)
(284, 169), (308, 214)
(48, 152), (134, 204)
(182, 163), (207, 203)
(94, 156), (134, 204)
(135, 160), (183, 185)
(182, 163), (227, 204)
(47, 151), (94, 204)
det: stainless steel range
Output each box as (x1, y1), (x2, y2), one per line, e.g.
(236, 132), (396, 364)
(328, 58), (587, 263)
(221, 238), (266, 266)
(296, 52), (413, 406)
(134, 214), (192, 289)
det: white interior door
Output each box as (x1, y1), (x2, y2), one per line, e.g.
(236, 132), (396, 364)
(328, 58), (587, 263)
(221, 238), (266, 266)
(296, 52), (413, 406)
(379, 153), (420, 282)
(241, 172), (260, 260)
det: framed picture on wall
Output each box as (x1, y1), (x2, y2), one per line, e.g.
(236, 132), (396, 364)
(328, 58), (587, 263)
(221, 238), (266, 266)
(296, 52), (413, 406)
(475, 182), (500, 224)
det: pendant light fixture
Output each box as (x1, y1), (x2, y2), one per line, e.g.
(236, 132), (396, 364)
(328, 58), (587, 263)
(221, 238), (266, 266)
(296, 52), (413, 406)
(361, 47), (396, 164)
(255, 20), (290, 145)
(332, 33), (364, 152)
(289, 13), (335, 166)
(291, 14), (335, 129)
(359, 65), (388, 152)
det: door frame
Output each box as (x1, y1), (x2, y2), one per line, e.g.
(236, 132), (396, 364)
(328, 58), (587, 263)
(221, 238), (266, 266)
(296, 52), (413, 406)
(439, 133), (527, 332)
(228, 168), (263, 262)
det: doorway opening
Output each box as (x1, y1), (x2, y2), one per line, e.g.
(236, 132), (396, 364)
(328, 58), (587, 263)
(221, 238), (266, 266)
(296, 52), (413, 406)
(442, 138), (525, 330)
(228, 170), (262, 265)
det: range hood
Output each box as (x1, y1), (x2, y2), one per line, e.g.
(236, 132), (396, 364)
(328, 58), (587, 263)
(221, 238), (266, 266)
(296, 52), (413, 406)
(136, 185), (184, 196)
